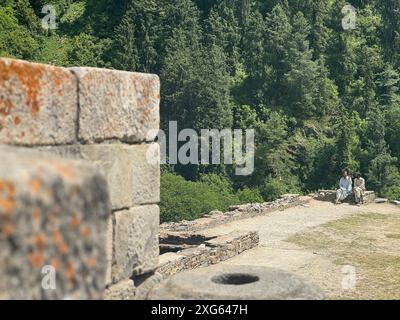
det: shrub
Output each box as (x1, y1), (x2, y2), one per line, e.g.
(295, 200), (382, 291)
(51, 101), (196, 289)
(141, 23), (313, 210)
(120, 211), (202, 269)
(160, 173), (236, 222)
(237, 187), (264, 203)
(260, 177), (301, 202)
(383, 185), (400, 201)
(161, 173), (291, 223)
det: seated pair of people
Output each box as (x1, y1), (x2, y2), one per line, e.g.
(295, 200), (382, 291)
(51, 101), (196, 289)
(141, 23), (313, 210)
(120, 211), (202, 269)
(335, 169), (365, 205)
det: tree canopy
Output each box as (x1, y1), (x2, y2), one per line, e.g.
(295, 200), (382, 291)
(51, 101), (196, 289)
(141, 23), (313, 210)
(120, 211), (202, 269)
(1, 0), (399, 221)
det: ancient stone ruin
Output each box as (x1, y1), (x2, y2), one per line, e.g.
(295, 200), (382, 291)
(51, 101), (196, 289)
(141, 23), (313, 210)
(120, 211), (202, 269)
(2, 57), (377, 300)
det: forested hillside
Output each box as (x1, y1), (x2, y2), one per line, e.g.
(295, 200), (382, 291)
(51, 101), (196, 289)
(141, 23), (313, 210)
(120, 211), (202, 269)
(1, 0), (400, 222)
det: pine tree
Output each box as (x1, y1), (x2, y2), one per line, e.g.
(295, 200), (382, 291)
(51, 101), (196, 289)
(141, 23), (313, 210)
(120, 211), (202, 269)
(364, 106), (400, 195)
(109, 4), (138, 71)
(335, 109), (360, 173)
(284, 12), (318, 119)
(379, 0), (400, 66)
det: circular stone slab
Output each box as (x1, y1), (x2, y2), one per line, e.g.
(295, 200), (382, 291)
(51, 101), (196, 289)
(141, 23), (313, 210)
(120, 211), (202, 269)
(150, 265), (325, 300)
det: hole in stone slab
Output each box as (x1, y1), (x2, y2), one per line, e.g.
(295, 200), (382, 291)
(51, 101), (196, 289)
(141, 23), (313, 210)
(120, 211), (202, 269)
(159, 234), (216, 245)
(211, 273), (260, 285)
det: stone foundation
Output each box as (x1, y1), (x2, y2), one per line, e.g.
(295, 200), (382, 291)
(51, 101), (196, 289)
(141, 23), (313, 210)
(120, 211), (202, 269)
(160, 195), (312, 233)
(158, 231), (259, 278)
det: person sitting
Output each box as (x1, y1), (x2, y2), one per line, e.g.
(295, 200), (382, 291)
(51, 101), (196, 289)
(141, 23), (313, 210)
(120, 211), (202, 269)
(354, 172), (366, 205)
(335, 169), (353, 204)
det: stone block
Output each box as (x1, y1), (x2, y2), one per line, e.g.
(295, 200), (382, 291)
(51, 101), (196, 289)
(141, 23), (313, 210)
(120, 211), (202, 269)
(104, 279), (135, 300)
(112, 205), (159, 283)
(0, 145), (110, 299)
(105, 217), (114, 285)
(150, 265), (325, 300)
(39, 143), (160, 210)
(0, 58), (77, 145)
(70, 67), (160, 143)
(134, 272), (163, 300)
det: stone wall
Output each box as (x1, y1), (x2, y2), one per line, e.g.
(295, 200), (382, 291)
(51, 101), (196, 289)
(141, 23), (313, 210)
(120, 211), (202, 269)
(158, 231), (259, 278)
(160, 194), (312, 233)
(0, 58), (161, 299)
(314, 190), (376, 203)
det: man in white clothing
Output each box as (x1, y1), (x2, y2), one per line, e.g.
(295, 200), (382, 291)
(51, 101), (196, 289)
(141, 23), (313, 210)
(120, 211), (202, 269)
(335, 169), (352, 204)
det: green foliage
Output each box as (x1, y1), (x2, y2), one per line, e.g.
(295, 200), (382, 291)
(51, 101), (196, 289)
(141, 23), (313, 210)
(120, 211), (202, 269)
(261, 176), (301, 202)
(237, 187), (264, 203)
(160, 172), (265, 222)
(35, 35), (70, 65)
(383, 186), (400, 201)
(367, 153), (400, 196)
(160, 29), (233, 131)
(0, 5), (39, 59)
(67, 33), (109, 67)
(160, 173), (230, 222)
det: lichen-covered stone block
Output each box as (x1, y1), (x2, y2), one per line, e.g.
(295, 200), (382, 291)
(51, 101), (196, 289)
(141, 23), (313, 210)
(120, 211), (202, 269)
(0, 145), (110, 299)
(112, 205), (159, 283)
(0, 58), (77, 145)
(70, 67), (160, 143)
(39, 143), (160, 210)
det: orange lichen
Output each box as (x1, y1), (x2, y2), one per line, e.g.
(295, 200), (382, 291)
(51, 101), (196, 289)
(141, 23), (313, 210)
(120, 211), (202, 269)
(57, 241), (69, 255)
(32, 232), (46, 249)
(52, 163), (76, 180)
(0, 59), (45, 118)
(29, 178), (41, 194)
(2, 223), (15, 237)
(0, 180), (16, 215)
(141, 79), (152, 107)
(51, 258), (61, 270)
(31, 207), (41, 220)
(47, 208), (59, 225)
(70, 213), (80, 229)
(64, 261), (75, 281)
(13, 116), (21, 125)
(52, 230), (62, 243)
(51, 68), (70, 97)
(87, 257), (97, 268)
(28, 250), (44, 268)
(0, 102), (13, 116)
(80, 225), (90, 239)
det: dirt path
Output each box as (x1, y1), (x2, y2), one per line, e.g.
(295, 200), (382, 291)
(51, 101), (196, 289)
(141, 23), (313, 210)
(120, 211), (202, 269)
(203, 199), (400, 299)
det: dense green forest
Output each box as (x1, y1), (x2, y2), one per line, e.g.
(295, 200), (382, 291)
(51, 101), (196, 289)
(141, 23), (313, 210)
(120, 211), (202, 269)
(1, 0), (400, 222)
